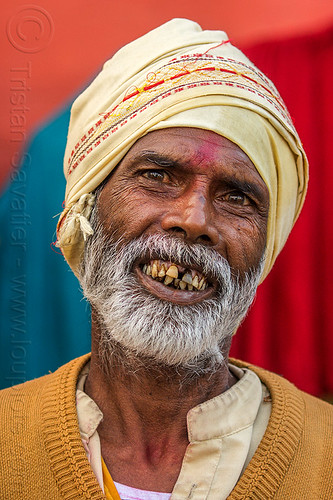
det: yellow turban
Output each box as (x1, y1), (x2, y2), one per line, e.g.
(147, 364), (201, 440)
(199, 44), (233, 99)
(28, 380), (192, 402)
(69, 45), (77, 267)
(57, 18), (308, 281)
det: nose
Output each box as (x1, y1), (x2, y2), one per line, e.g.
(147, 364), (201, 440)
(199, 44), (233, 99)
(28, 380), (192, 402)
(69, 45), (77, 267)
(160, 187), (220, 245)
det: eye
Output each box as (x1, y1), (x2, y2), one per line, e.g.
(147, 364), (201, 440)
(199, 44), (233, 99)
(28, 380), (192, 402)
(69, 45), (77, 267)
(142, 170), (170, 183)
(224, 192), (251, 206)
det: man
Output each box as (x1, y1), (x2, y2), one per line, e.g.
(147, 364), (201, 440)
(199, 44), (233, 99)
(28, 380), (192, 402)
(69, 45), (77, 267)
(1, 19), (332, 500)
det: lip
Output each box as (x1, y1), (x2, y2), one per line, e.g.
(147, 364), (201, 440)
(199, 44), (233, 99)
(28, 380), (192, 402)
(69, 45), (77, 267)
(135, 264), (216, 305)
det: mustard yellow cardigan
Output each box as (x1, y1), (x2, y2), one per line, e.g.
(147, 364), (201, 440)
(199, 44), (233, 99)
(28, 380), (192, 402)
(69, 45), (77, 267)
(0, 354), (332, 499)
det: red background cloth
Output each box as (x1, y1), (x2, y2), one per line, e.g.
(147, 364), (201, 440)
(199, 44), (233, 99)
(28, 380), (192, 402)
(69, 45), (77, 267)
(232, 28), (333, 396)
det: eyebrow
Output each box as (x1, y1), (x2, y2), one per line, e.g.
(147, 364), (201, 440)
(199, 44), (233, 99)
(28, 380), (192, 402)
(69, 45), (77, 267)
(132, 151), (181, 168)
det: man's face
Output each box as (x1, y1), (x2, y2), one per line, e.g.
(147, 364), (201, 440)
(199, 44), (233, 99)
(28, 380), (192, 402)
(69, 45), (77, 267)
(80, 127), (269, 373)
(98, 127), (269, 299)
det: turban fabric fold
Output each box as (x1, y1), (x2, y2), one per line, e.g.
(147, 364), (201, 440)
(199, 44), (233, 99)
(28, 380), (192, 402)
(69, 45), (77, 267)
(57, 18), (308, 280)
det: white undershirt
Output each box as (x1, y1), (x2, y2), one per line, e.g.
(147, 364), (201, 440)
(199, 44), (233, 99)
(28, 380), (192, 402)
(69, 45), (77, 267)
(114, 481), (171, 500)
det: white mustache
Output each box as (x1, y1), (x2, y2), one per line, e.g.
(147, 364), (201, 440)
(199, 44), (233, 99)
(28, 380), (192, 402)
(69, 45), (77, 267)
(89, 231), (246, 297)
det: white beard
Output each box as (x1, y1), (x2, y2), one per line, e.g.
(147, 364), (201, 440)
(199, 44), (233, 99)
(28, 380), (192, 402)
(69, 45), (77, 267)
(79, 206), (264, 375)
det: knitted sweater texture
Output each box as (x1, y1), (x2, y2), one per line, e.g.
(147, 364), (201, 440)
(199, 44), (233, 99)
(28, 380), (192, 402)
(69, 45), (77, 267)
(0, 354), (332, 499)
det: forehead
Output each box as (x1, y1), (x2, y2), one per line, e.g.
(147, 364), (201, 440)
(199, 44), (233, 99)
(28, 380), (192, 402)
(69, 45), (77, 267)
(118, 127), (266, 186)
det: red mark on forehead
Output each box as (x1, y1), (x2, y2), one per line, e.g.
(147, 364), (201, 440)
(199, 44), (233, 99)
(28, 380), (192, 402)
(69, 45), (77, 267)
(195, 140), (222, 167)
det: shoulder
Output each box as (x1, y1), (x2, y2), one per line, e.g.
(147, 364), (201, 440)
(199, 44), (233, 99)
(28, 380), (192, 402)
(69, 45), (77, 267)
(230, 358), (332, 452)
(231, 358), (332, 416)
(229, 359), (333, 498)
(231, 358), (332, 456)
(0, 354), (99, 498)
(0, 354), (91, 426)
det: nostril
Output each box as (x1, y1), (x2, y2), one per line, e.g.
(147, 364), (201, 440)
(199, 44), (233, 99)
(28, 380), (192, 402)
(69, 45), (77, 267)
(197, 234), (211, 243)
(169, 226), (187, 237)
(167, 227), (212, 244)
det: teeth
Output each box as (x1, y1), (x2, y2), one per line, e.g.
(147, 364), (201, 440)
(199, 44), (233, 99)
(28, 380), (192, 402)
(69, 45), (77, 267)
(158, 265), (166, 278)
(151, 261), (158, 278)
(192, 275), (199, 289)
(182, 272), (192, 285)
(142, 261), (209, 292)
(166, 265), (178, 279)
(198, 277), (205, 290)
(164, 275), (174, 285)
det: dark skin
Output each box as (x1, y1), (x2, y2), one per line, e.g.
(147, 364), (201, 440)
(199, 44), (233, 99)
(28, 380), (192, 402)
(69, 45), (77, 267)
(85, 127), (269, 492)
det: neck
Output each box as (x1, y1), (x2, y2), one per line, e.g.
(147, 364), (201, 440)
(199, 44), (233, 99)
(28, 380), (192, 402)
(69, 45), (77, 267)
(84, 314), (236, 490)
